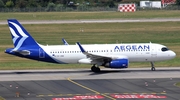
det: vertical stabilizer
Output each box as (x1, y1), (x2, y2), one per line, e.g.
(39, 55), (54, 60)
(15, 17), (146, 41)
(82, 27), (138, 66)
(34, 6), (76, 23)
(7, 19), (38, 50)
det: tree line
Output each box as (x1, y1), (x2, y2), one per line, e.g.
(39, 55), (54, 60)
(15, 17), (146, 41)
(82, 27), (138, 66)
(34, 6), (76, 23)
(0, 0), (179, 9)
(0, 0), (123, 8)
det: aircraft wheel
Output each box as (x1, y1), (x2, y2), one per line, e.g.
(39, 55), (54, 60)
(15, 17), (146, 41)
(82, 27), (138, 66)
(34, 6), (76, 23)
(91, 66), (96, 72)
(150, 62), (155, 71)
(91, 66), (100, 72)
(151, 67), (156, 71)
(95, 67), (100, 72)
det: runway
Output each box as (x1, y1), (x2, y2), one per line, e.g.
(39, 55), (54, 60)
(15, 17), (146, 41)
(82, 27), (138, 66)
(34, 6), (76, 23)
(0, 67), (180, 100)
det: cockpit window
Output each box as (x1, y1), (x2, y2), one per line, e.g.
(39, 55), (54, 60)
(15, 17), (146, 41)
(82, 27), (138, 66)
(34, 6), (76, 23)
(161, 47), (169, 52)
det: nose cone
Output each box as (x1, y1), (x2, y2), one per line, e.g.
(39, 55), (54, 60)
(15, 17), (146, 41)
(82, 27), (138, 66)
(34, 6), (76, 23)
(171, 51), (176, 58)
(172, 52), (176, 57)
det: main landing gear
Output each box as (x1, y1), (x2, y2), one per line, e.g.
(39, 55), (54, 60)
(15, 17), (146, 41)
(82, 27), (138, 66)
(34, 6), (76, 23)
(91, 64), (100, 72)
(151, 62), (156, 71)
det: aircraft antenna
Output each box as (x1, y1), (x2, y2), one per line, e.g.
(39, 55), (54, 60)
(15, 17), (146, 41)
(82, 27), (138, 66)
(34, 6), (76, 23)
(116, 40), (118, 44)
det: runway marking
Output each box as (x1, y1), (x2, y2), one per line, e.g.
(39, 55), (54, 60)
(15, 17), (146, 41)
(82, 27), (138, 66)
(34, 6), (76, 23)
(67, 78), (99, 94)
(67, 78), (116, 100)
(37, 93), (94, 97)
(0, 96), (5, 100)
(52, 95), (104, 100)
(103, 92), (166, 95)
(67, 94), (73, 96)
(132, 93), (138, 94)
(111, 94), (167, 99)
(37, 92), (167, 97)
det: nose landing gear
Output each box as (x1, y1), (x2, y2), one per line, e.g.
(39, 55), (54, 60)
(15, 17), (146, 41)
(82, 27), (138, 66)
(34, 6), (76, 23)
(151, 62), (156, 71)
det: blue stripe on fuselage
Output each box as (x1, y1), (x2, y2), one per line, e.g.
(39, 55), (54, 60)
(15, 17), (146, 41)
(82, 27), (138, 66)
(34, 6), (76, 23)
(5, 46), (66, 64)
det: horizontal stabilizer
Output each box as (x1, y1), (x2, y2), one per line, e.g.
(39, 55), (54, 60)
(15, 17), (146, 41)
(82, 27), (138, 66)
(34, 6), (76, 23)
(12, 50), (30, 56)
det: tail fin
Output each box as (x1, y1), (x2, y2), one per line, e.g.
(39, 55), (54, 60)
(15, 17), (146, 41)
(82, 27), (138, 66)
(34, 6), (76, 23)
(7, 19), (38, 49)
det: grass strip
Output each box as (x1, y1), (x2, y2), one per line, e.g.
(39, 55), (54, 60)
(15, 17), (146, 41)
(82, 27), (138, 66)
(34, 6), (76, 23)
(175, 82), (180, 87)
(0, 11), (180, 21)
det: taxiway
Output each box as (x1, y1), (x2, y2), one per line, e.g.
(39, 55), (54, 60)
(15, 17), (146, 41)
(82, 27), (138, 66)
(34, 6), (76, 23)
(0, 18), (180, 25)
(0, 67), (180, 100)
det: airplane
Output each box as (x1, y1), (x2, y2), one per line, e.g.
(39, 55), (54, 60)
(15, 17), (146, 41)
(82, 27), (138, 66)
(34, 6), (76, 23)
(62, 38), (69, 45)
(5, 19), (176, 72)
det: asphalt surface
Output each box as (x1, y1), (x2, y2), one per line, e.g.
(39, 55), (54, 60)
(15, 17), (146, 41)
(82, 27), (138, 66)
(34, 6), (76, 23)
(1, 18), (180, 24)
(0, 68), (180, 100)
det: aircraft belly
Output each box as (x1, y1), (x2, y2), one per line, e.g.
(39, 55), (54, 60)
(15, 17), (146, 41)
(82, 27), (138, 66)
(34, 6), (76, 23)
(128, 54), (151, 62)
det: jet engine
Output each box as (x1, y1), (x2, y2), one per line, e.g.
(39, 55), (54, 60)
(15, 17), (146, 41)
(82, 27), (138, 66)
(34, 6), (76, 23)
(104, 59), (128, 68)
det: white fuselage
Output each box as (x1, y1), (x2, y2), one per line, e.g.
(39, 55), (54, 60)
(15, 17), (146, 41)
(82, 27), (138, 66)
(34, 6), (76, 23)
(5, 19), (176, 72)
(40, 43), (176, 64)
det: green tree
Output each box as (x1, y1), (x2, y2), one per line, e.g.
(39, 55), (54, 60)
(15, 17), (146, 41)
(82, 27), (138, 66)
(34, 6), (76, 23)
(0, 0), (5, 8)
(105, 0), (115, 7)
(27, 0), (38, 7)
(39, 0), (48, 7)
(15, 0), (27, 8)
(46, 2), (55, 11)
(55, 3), (63, 11)
(176, 0), (180, 5)
(6, 0), (14, 8)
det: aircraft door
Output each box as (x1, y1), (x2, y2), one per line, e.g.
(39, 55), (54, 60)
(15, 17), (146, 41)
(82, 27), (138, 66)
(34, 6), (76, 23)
(151, 45), (157, 58)
(39, 48), (45, 58)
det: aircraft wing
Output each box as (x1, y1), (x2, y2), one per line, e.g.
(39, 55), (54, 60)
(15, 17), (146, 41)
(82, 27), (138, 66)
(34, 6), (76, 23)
(77, 42), (120, 62)
(83, 51), (111, 61)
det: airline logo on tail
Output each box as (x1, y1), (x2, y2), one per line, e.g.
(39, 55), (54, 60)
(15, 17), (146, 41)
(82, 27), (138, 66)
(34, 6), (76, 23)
(7, 19), (39, 51)
(8, 21), (29, 51)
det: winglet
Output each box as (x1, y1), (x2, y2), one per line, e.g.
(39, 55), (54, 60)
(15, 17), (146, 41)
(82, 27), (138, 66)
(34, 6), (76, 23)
(77, 42), (86, 53)
(62, 38), (69, 45)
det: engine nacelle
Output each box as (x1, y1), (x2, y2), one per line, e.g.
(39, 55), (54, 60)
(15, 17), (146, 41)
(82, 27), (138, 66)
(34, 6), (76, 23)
(104, 59), (128, 68)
